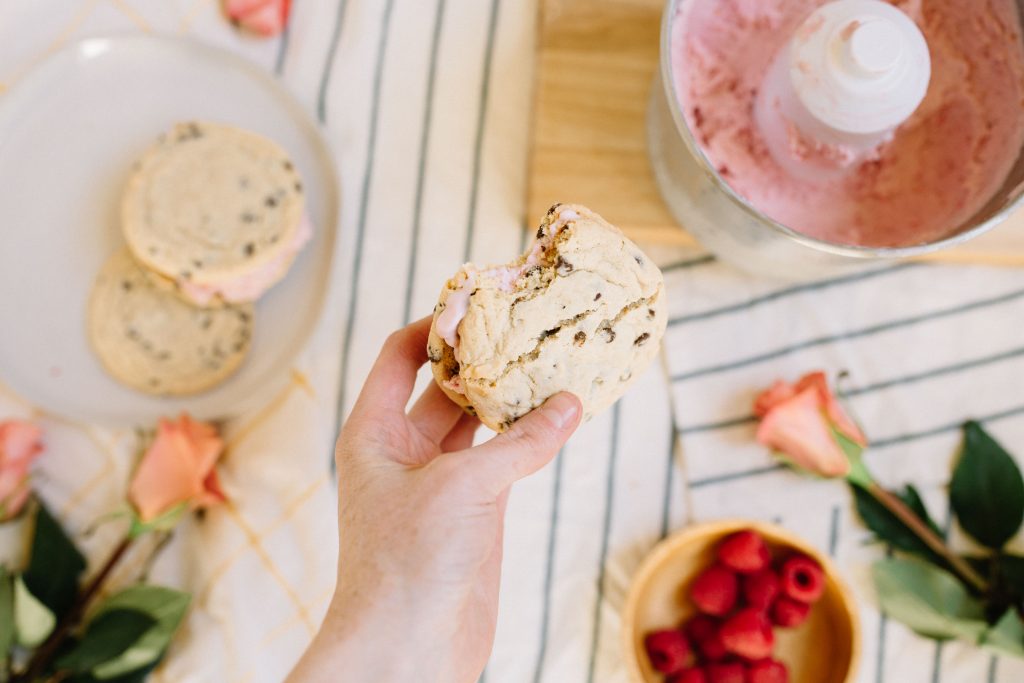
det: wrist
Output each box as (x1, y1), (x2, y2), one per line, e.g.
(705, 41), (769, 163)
(289, 586), (453, 683)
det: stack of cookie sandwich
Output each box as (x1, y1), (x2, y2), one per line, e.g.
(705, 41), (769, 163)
(88, 121), (313, 396)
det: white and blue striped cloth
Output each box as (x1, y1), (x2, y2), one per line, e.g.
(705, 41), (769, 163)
(2, 2), (1023, 682)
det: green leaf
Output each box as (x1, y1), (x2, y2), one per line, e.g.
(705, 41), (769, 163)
(950, 421), (1024, 550)
(89, 585), (190, 679)
(55, 609), (156, 674)
(873, 557), (989, 641)
(14, 575), (56, 647)
(23, 503), (86, 617)
(982, 609), (1024, 657)
(69, 660), (160, 683)
(0, 568), (13, 665)
(852, 482), (946, 566)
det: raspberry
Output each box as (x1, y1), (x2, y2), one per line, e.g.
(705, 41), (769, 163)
(742, 569), (780, 610)
(685, 615), (720, 644)
(696, 629), (729, 661)
(720, 608), (775, 660)
(691, 565), (739, 616)
(771, 596), (811, 628)
(644, 629), (691, 674)
(667, 669), (709, 683)
(748, 660), (789, 683)
(718, 530), (771, 573)
(706, 662), (747, 683)
(779, 556), (825, 604)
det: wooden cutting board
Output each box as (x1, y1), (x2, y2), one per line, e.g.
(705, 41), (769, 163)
(526, 0), (1024, 266)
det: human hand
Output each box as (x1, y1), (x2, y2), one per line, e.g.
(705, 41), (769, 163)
(287, 317), (582, 683)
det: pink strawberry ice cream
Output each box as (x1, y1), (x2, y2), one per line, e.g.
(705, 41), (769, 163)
(671, 0), (1024, 247)
(434, 207), (577, 349)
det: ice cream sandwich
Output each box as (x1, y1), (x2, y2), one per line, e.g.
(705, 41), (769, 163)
(122, 121), (312, 307)
(427, 204), (667, 432)
(88, 249), (254, 396)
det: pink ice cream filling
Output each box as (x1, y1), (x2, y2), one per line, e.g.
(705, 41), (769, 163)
(179, 214), (314, 305)
(434, 208), (578, 353)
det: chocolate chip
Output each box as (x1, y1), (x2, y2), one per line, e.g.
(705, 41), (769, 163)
(265, 196), (278, 208)
(536, 226), (545, 239)
(594, 292), (602, 301)
(127, 328), (140, 340)
(634, 255), (644, 266)
(193, 259), (204, 269)
(600, 325), (616, 343)
(465, 406), (476, 416)
(121, 280), (133, 292)
(283, 160), (294, 171)
(177, 122), (202, 142)
(233, 342), (244, 352)
(547, 203), (562, 216)
(574, 331), (586, 346)
(238, 311), (251, 323)
(244, 242), (256, 257)
(241, 212), (256, 223)
(428, 348), (442, 363)
(634, 332), (651, 346)
(648, 308), (656, 319)
(294, 181), (303, 193)
(556, 256), (574, 275)
(541, 326), (561, 339)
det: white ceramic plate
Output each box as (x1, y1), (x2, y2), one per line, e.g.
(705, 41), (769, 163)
(0, 35), (339, 426)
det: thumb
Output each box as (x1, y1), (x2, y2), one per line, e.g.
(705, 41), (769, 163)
(446, 393), (582, 498)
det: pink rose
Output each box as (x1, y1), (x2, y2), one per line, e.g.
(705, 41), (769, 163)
(0, 420), (44, 521)
(129, 414), (227, 523)
(223, 0), (291, 37)
(754, 372), (867, 478)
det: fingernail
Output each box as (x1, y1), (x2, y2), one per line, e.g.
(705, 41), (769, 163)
(543, 392), (581, 430)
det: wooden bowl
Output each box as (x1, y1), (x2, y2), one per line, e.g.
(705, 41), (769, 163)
(623, 519), (860, 682)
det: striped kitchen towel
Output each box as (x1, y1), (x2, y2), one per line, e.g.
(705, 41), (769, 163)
(662, 258), (1024, 683)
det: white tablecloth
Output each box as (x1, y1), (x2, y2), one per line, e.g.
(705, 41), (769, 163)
(1, 2), (1022, 682)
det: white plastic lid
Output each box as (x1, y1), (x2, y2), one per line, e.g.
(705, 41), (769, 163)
(789, 0), (931, 136)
